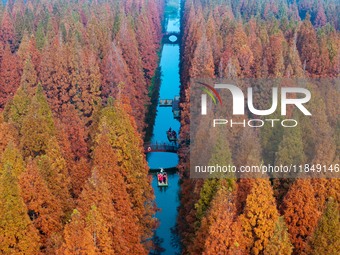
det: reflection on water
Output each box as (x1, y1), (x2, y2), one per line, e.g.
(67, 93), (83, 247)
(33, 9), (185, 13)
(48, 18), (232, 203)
(165, 0), (180, 20)
(169, 35), (178, 42)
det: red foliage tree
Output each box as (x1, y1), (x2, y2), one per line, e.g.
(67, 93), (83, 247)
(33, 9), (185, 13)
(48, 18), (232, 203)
(115, 16), (149, 132)
(39, 39), (69, 114)
(189, 33), (215, 78)
(297, 15), (320, 76)
(315, 1), (327, 28)
(19, 160), (64, 252)
(100, 41), (132, 101)
(59, 104), (88, 160)
(0, 10), (16, 48)
(0, 45), (20, 109)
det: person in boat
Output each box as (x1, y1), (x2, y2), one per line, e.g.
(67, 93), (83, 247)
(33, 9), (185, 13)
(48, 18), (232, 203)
(158, 173), (163, 183)
(172, 130), (177, 139)
(163, 172), (167, 184)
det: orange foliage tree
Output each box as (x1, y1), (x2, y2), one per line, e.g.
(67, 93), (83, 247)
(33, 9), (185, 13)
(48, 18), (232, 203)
(76, 132), (147, 254)
(193, 182), (246, 255)
(95, 102), (156, 240)
(19, 160), (64, 253)
(239, 179), (279, 255)
(282, 179), (321, 254)
(57, 209), (97, 255)
(0, 143), (40, 254)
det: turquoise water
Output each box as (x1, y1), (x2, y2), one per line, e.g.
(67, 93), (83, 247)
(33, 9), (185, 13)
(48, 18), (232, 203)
(148, 1), (181, 254)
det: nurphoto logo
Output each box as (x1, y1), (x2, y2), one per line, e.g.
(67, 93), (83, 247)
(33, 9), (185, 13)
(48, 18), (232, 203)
(199, 81), (312, 128)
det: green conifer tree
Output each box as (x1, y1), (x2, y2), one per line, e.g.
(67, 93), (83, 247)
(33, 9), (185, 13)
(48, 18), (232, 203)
(264, 217), (293, 255)
(20, 85), (55, 157)
(308, 197), (340, 255)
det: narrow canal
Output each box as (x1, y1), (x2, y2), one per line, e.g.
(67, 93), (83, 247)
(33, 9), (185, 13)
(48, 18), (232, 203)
(147, 0), (181, 254)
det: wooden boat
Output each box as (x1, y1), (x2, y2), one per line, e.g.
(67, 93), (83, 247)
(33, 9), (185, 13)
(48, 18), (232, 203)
(157, 172), (168, 187)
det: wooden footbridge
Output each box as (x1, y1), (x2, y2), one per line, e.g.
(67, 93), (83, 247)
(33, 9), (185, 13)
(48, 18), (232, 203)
(159, 95), (180, 119)
(144, 142), (179, 153)
(163, 31), (180, 44)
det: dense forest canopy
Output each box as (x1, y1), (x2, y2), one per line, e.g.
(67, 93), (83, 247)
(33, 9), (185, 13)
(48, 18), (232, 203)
(0, 0), (163, 254)
(0, 0), (339, 254)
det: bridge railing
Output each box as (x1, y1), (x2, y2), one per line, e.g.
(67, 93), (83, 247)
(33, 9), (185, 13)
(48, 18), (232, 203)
(144, 142), (179, 153)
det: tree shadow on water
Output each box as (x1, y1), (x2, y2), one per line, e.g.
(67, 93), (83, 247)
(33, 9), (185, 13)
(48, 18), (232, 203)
(149, 234), (165, 255)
